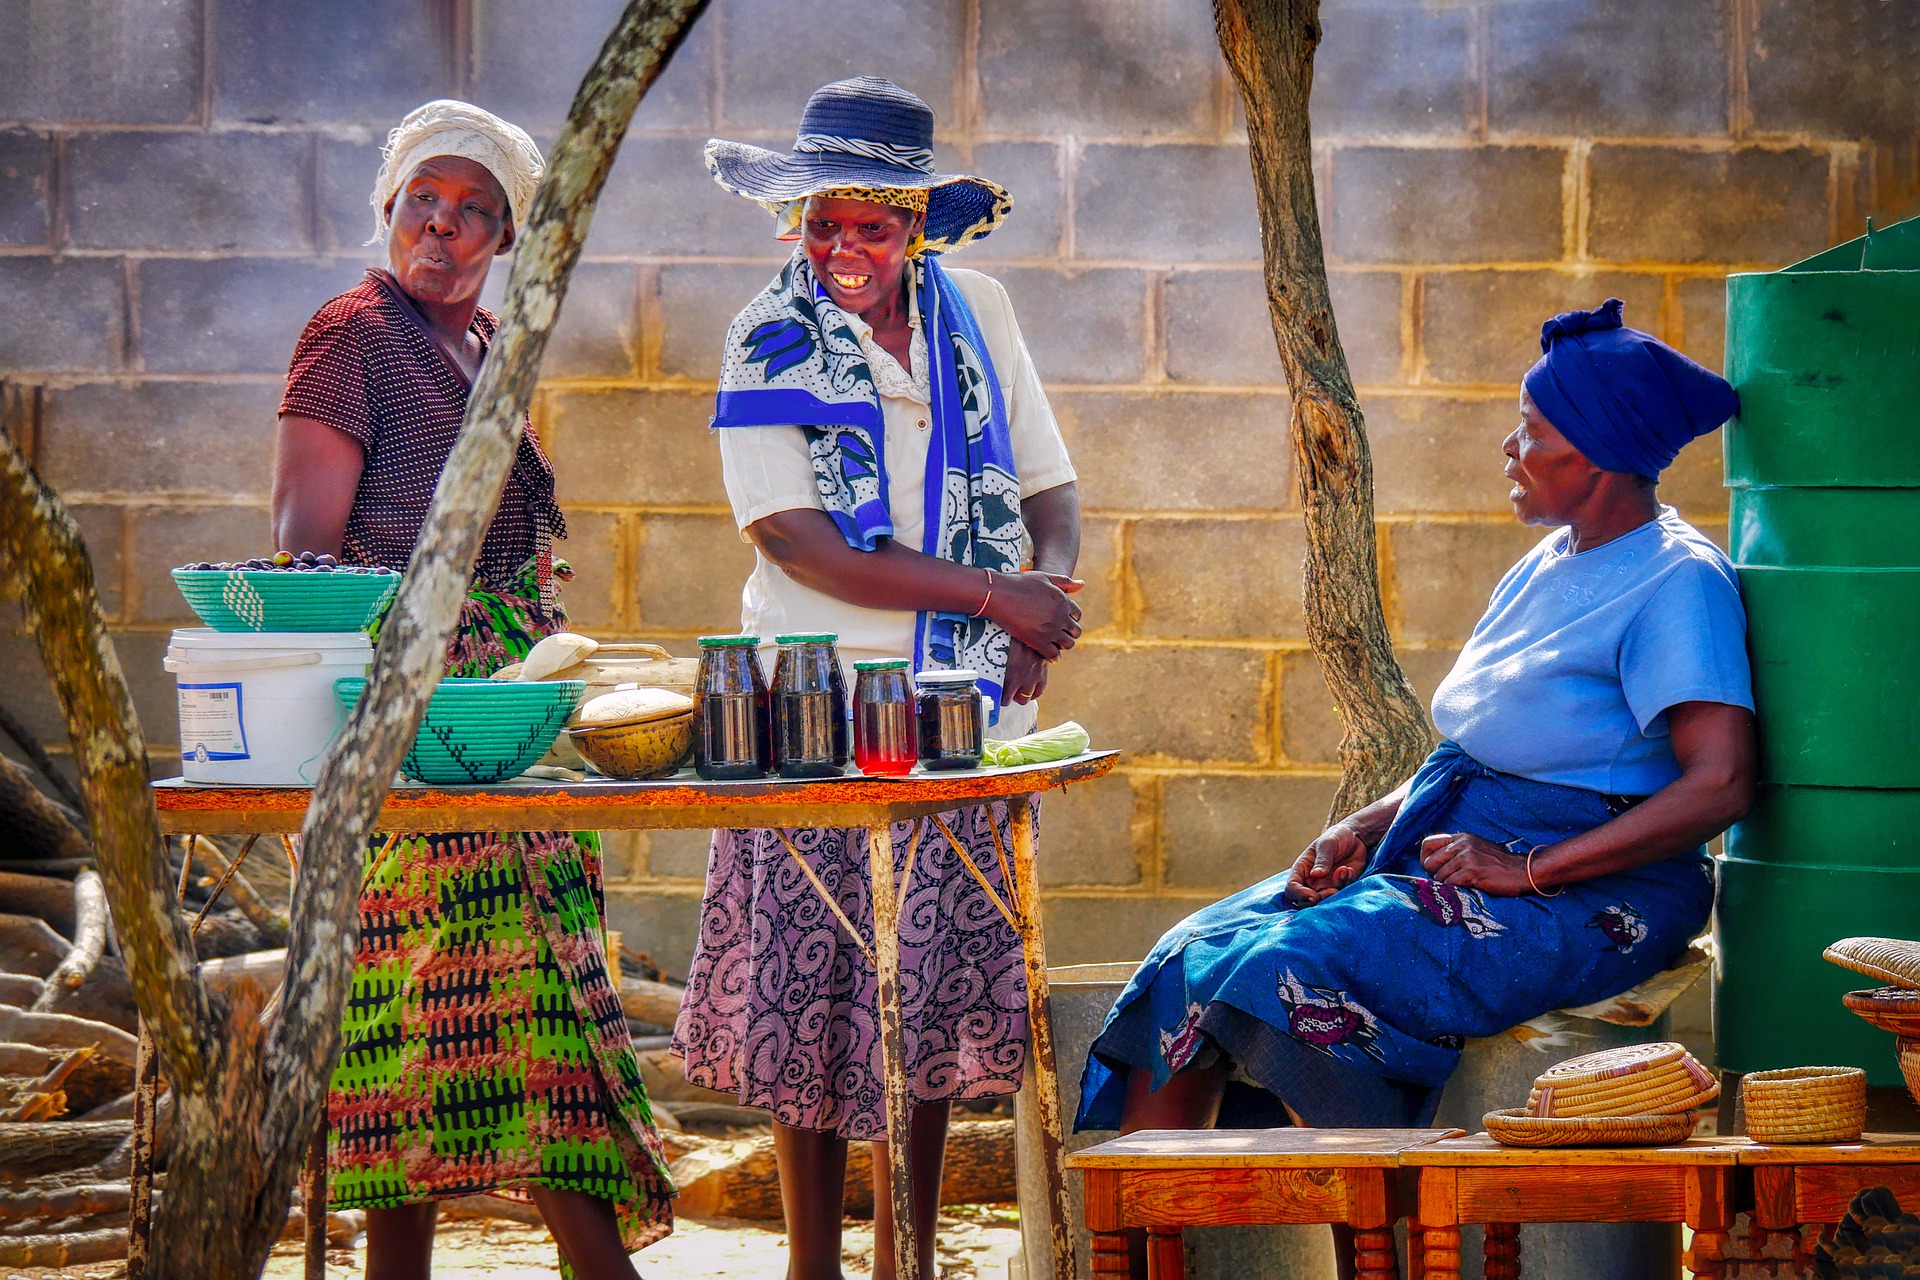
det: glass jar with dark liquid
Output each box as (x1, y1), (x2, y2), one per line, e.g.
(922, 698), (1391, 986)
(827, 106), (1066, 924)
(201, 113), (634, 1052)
(693, 634), (770, 780)
(915, 669), (985, 771)
(853, 659), (915, 776)
(771, 633), (849, 778)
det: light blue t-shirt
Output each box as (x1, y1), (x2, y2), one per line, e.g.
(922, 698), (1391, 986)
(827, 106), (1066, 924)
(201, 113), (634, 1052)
(1430, 507), (1753, 795)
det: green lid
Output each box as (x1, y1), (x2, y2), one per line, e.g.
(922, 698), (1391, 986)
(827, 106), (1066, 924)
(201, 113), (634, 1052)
(853, 658), (910, 672)
(774, 632), (838, 645)
(698, 633), (760, 647)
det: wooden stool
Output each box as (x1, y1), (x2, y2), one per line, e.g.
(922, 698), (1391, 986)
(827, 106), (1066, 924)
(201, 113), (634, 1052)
(1405, 1134), (1743, 1279)
(1740, 1133), (1920, 1271)
(1069, 1127), (1461, 1279)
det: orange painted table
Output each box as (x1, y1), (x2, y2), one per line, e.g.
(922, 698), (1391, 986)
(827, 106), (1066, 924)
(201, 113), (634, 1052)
(151, 751), (1118, 1280)
(1404, 1134), (1744, 1279)
(1068, 1127), (1464, 1279)
(1739, 1133), (1920, 1271)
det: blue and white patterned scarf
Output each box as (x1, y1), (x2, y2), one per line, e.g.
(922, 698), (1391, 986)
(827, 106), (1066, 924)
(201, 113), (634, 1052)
(713, 253), (1021, 718)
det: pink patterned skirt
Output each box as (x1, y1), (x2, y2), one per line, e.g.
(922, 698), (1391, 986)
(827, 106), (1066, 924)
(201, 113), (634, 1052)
(671, 802), (1033, 1139)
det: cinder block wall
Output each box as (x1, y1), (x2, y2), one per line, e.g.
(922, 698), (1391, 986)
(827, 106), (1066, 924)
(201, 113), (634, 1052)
(4, 0), (1917, 983)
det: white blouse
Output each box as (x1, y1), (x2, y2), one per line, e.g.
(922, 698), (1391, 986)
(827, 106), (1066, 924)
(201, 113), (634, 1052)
(715, 266), (1077, 737)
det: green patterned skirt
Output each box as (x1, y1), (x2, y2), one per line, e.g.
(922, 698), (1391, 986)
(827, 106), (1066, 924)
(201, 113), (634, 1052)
(327, 573), (674, 1252)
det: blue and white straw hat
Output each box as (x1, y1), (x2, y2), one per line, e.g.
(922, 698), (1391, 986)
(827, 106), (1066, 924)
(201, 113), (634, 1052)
(704, 77), (1010, 254)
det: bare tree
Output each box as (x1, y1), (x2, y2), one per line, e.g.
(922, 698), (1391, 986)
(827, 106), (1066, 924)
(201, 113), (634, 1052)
(1215, 0), (1433, 815)
(0, 2), (707, 1274)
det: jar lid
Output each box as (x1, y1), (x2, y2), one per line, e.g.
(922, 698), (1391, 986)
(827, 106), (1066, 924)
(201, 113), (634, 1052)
(915, 668), (980, 688)
(698, 634), (760, 648)
(774, 632), (839, 645)
(854, 658), (911, 672)
(574, 686), (696, 729)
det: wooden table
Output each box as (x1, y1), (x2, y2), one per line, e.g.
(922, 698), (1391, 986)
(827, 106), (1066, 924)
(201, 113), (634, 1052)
(151, 751), (1117, 1280)
(1069, 1127), (1464, 1279)
(1740, 1132), (1920, 1271)
(1404, 1134), (1744, 1279)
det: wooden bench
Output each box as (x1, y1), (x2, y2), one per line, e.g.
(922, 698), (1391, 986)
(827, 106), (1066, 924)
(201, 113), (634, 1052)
(1403, 1134), (1743, 1279)
(1068, 1127), (1461, 1279)
(1740, 1133), (1920, 1272)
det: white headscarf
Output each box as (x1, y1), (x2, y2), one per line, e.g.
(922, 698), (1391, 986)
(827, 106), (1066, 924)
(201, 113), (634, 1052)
(367, 99), (545, 246)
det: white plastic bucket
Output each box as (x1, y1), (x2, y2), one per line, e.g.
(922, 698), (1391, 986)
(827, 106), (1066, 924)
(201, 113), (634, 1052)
(165, 629), (372, 785)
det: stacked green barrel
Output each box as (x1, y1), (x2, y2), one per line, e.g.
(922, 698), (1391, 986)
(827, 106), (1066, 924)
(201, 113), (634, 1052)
(1719, 215), (1920, 1083)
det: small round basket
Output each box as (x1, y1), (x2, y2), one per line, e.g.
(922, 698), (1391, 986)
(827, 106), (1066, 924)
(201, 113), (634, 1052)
(334, 677), (585, 784)
(1484, 1107), (1697, 1149)
(1843, 987), (1920, 1038)
(1526, 1043), (1719, 1119)
(1825, 938), (1920, 991)
(173, 568), (397, 633)
(1897, 1038), (1920, 1109)
(1742, 1066), (1867, 1145)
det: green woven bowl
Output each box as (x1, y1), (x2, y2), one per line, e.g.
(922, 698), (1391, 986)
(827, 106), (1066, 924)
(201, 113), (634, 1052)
(173, 569), (398, 633)
(333, 678), (585, 784)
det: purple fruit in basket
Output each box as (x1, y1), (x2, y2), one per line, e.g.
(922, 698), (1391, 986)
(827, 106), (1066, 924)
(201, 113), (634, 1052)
(314, 563), (334, 572)
(297, 549), (316, 563)
(316, 554), (337, 567)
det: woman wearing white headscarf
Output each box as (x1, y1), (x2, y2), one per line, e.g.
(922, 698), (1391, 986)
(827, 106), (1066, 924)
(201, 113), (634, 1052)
(271, 100), (673, 1280)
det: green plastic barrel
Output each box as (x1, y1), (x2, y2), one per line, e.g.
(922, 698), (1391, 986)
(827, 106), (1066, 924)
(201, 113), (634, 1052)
(1719, 215), (1920, 1083)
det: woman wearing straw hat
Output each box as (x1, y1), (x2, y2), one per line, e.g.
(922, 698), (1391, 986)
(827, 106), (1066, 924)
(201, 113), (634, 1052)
(272, 100), (673, 1280)
(669, 77), (1083, 1279)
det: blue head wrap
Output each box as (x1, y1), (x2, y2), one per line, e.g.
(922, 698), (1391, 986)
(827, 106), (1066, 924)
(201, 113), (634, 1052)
(1521, 297), (1738, 479)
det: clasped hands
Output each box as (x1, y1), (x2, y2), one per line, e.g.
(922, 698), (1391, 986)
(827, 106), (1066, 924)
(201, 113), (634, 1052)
(1282, 822), (1536, 906)
(994, 570), (1083, 706)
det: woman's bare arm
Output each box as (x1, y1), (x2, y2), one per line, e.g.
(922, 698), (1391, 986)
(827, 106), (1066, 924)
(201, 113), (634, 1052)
(271, 415), (364, 557)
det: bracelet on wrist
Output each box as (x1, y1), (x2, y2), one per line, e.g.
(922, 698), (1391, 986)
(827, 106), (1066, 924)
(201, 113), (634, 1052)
(1526, 846), (1564, 897)
(970, 568), (994, 618)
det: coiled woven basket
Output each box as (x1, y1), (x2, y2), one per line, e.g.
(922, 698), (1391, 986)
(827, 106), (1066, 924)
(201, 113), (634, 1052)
(1742, 1066), (1867, 1144)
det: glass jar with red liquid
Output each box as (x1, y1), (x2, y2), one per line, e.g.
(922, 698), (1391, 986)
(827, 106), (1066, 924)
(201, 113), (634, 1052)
(771, 633), (849, 778)
(693, 634), (770, 780)
(852, 659), (915, 776)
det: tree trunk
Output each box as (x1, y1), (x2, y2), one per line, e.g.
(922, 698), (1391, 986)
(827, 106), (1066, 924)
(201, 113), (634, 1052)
(1213, 0), (1433, 817)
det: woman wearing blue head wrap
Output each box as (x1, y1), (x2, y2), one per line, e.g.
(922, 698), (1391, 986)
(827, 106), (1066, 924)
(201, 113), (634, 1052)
(1075, 300), (1757, 1278)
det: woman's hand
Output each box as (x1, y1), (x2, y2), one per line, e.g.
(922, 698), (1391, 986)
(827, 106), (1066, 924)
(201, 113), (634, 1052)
(1002, 640), (1051, 705)
(1420, 833), (1532, 896)
(1283, 822), (1370, 906)
(986, 571), (1083, 660)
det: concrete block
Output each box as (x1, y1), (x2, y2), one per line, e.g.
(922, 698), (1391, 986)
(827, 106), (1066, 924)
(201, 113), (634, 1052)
(599, 831), (647, 884)
(991, 267), (1149, 384)
(210, 0), (445, 124)
(1162, 773), (1341, 891)
(67, 132), (311, 252)
(66, 504), (128, 623)
(635, 514), (756, 635)
(657, 261), (783, 382)
(1312, 5), (1472, 137)
(966, 143), (1065, 262)
(1165, 268), (1401, 387)
(137, 258), (368, 375)
(1587, 146), (1831, 267)
(1331, 146), (1568, 266)
(1052, 391), (1291, 513)
(1420, 270), (1665, 387)
(1487, 0), (1726, 135)
(978, 0), (1220, 137)
(1676, 275), (1726, 374)
(1660, 435), (1729, 527)
(39, 381), (279, 499)
(0, 624), (68, 750)
(0, 0), (199, 125)
(1076, 144), (1262, 264)
(604, 885), (706, 982)
(1072, 516), (1122, 637)
(1131, 517), (1307, 641)
(127, 505), (272, 623)
(718, 0), (965, 131)
(547, 389), (725, 507)
(472, 0), (714, 133)
(1038, 893), (1198, 968)
(0, 131), (52, 245)
(1042, 644), (1269, 764)
(645, 828), (714, 882)
(1280, 647), (1452, 767)
(0, 258), (126, 373)
(1366, 394), (1514, 514)
(1035, 771), (1143, 888)
(586, 135), (786, 259)
(555, 510), (626, 633)
(316, 136), (387, 255)
(1390, 520), (1544, 645)
(537, 262), (640, 380)
(1747, 0), (1920, 140)
(109, 629), (180, 751)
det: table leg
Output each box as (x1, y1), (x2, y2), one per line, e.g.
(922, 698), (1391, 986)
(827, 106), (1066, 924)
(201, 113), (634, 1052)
(1355, 1226), (1399, 1278)
(1008, 796), (1073, 1280)
(1483, 1222), (1519, 1280)
(1684, 1166), (1731, 1280)
(1084, 1168), (1128, 1277)
(1750, 1165), (1796, 1271)
(303, 1122), (328, 1279)
(1419, 1168), (1461, 1280)
(1406, 1219), (1427, 1280)
(1147, 1226), (1184, 1280)
(867, 821), (920, 1280)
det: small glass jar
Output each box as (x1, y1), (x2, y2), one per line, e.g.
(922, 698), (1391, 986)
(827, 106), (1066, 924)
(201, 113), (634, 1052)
(915, 669), (985, 771)
(693, 634), (769, 780)
(853, 659), (915, 777)
(771, 632), (848, 778)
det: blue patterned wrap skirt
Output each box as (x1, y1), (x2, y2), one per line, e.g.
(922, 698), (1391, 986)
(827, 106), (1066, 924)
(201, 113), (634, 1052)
(1075, 742), (1714, 1131)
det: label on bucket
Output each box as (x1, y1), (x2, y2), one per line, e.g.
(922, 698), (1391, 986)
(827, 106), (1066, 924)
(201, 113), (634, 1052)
(178, 682), (248, 761)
